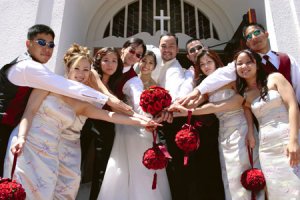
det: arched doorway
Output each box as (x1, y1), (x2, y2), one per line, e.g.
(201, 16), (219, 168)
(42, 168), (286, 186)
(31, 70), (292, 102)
(86, 0), (234, 67)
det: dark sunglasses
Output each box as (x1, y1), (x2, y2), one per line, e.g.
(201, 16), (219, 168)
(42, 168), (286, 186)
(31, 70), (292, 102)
(128, 48), (143, 59)
(34, 39), (55, 49)
(245, 29), (262, 41)
(189, 45), (203, 54)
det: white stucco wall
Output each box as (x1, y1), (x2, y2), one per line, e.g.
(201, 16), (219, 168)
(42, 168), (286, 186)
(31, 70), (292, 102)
(54, 0), (100, 74)
(0, 0), (66, 72)
(265, 0), (300, 64)
(0, 0), (39, 67)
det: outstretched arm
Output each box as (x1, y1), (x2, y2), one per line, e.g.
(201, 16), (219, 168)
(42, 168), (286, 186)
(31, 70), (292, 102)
(63, 96), (159, 128)
(88, 68), (133, 115)
(8, 60), (109, 104)
(178, 62), (236, 106)
(272, 73), (300, 167)
(11, 89), (49, 155)
(169, 93), (244, 117)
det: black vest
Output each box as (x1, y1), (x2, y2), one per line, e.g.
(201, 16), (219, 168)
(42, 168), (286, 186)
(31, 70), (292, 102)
(0, 52), (33, 127)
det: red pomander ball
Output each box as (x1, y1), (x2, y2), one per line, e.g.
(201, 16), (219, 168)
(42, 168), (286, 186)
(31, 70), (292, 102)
(175, 125), (200, 153)
(143, 146), (168, 170)
(240, 168), (266, 191)
(0, 178), (26, 200)
(140, 86), (172, 116)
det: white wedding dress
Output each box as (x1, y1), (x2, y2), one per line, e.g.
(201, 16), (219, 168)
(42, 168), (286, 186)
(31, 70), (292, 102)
(98, 71), (171, 200)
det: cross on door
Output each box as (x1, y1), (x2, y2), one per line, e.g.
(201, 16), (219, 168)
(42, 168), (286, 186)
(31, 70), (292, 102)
(154, 10), (170, 35)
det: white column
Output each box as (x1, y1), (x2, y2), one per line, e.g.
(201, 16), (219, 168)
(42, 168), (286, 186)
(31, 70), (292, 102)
(265, 0), (300, 64)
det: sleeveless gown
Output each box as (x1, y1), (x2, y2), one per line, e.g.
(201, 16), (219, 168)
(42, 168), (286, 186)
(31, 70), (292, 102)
(251, 90), (300, 199)
(4, 95), (78, 200)
(55, 115), (87, 199)
(209, 89), (264, 200)
(98, 76), (171, 200)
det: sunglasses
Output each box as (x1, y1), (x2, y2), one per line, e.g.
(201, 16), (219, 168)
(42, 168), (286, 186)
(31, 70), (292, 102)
(33, 39), (55, 49)
(245, 29), (262, 41)
(128, 48), (143, 59)
(189, 45), (203, 54)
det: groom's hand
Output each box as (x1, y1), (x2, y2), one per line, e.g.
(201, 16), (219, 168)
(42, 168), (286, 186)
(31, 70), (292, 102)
(177, 89), (201, 107)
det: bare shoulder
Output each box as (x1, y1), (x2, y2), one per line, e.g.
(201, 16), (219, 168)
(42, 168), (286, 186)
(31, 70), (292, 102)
(268, 72), (284, 81)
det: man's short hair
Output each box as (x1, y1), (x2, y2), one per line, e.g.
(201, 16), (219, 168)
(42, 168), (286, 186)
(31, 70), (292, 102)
(159, 32), (178, 45)
(242, 22), (266, 39)
(27, 24), (55, 40)
(185, 38), (204, 51)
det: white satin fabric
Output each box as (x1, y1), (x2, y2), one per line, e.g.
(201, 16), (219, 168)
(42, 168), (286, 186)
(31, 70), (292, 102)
(251, 90), (300, 199)
(4, 95), (83, 200)
(209, 89), (264, 200)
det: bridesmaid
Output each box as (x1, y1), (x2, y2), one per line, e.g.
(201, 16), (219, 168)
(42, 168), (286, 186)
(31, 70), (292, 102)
(80, 47), (123, 200)
(169, 49), (264, 200)
(235, 49), (300, 199)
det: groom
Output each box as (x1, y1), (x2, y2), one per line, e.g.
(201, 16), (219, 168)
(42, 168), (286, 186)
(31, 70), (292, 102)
(156, 33), (195, 200)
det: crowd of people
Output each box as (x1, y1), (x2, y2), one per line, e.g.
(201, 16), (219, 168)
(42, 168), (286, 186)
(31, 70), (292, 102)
(0, 22), (299, 200)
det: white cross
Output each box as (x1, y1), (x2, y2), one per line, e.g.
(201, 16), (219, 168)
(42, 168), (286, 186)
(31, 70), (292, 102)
(154, 10), (170, 35)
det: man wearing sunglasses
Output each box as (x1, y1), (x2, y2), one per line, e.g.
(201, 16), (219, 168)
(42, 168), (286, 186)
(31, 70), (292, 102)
(180, 38), (226, 199)
(179, 22), (300, 107)
(0, 24), (131, 176)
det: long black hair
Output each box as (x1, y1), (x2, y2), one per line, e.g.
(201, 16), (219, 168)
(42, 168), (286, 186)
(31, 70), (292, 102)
(234, 49), (269, 100)
(93, 47), (124, 91)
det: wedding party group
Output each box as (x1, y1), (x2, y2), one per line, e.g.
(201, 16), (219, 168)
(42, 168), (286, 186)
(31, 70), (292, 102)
(0, 22), (300, 200)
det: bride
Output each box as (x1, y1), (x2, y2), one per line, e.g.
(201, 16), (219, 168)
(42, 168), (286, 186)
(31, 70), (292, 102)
(98, 38), (171, 200)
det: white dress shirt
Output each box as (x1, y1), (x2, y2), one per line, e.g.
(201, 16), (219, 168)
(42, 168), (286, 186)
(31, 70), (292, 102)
(157, 58), (194, 100)
(7, 59), (108, 105)
(196, 62), (236, 94)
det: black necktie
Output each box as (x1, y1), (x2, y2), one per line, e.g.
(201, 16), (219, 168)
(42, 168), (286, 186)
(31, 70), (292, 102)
(262, 55), (277, 74)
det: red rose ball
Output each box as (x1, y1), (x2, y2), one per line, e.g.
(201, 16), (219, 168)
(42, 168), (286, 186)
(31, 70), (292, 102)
(0, 178), (26, 200)
(142, 146), (168, 170)
(240, 168), (266, 191)
(175, 126), (200, 153)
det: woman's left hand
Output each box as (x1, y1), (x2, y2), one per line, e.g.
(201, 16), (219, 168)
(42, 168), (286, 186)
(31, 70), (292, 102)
(286, 140), (300, 167)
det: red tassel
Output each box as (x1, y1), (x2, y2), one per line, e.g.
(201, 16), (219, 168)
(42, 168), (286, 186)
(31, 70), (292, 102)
(251, 191), (256, 200)
(184, 155), (188, 166)
(152, 172), (157, 190)
(158, 145), (172, 159)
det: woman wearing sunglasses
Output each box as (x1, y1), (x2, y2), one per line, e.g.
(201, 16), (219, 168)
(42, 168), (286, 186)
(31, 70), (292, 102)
(98, 38), (171, 200)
